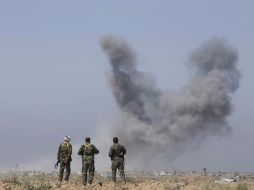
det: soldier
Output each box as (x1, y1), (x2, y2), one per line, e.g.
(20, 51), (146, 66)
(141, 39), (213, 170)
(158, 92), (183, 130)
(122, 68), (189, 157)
(109, 137), (126, 183)
(56, 136), (72, 184)
(78, 137), (99, 186)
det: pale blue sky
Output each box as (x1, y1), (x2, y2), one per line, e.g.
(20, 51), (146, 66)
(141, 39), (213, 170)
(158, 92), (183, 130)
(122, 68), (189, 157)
(0, 0), (253, 172)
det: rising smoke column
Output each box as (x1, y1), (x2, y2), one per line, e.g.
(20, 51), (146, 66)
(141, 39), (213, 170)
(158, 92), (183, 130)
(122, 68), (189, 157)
(100, 36), (240, 168)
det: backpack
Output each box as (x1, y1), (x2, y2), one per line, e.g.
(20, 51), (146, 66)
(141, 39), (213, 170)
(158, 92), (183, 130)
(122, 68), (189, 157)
(114, 144), (123, 157)
(60, 142), (70, 154)
(84, 143), (93, 155)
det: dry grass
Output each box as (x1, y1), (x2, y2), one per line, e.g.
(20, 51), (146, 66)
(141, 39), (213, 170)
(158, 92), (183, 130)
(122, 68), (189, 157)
(1, 173), (254, 190)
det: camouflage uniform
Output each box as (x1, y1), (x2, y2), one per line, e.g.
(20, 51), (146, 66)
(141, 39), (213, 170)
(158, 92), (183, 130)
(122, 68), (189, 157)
(109, 143), (126, 182)
(57, 141), (72, 182)
(78, 143), (99, 185)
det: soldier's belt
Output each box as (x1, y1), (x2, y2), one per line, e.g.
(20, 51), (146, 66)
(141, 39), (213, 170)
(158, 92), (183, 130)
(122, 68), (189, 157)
(82, 156), (94, 160)
(112, 156), (123, 159)
(83, 155), (94, 157)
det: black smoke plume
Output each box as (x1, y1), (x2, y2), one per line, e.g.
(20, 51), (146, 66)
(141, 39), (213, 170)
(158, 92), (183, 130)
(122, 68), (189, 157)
(100, 36), (240, 168)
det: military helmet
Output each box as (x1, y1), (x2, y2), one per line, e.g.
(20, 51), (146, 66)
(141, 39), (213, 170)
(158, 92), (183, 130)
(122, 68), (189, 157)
(64, 136), (71, 141)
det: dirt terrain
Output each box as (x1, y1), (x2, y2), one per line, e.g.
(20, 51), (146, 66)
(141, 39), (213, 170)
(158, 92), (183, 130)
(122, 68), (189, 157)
(1, 173), (254, 190)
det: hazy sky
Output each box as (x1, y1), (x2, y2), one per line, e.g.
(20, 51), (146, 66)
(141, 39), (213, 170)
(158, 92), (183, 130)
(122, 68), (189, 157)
(0, 0), (254, 172)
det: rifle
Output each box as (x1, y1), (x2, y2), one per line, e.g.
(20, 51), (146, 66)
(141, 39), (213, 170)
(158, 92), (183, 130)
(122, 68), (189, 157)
(54, 160), (60, 169)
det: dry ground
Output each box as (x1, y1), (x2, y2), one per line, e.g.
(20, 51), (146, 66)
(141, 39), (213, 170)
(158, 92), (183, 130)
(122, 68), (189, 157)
(1, 173), (254, 190)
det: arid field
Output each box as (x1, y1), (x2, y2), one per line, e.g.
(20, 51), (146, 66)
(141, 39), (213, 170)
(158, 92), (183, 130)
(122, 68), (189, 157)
(1, 171), (254, 190)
